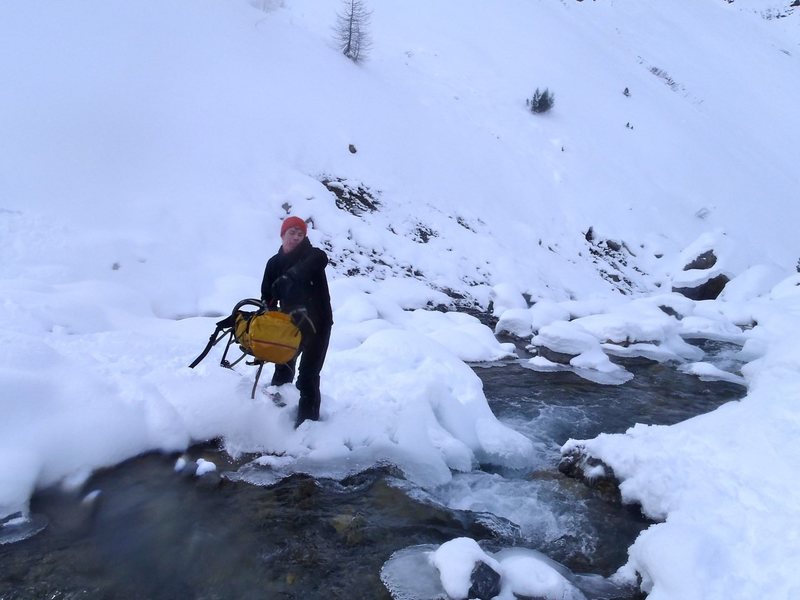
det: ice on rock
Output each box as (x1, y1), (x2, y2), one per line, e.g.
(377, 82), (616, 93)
(382, 540), (589, 600)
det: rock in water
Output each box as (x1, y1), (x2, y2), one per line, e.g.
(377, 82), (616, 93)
(468, 560), (502, 600)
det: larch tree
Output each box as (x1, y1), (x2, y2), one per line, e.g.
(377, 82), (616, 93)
(334, 0), (372, 63)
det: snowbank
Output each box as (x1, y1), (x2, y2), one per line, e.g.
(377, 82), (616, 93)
(562, 274), (800, 599)
(0, 278), (530, 522)
(382, 538), (628, 600)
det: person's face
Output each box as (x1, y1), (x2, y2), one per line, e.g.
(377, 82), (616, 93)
(281, 227), (305, 253)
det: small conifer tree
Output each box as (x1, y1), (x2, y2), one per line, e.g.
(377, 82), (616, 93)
(334, 0), (372, 63)
(530, 88), (555, 113)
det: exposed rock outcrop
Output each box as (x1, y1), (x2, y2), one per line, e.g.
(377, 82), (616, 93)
(672, 274), (729, 301)
(672, 249), (730, 300)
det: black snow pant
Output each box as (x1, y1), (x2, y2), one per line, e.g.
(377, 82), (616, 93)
(270, 324), (331, 425)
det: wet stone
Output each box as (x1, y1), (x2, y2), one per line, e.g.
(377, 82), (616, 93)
(558, 449), (622, 504)
(331, 513), (367, 546)
(468, 560), (502, 600)
(195, 471), (222, 489)
(533, 345), (576, 365)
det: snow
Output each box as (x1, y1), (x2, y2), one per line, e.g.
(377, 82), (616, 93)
(562, 280), (800, 598)
(489, 283), (528, 316)
(497, 550), (585, 600)
(2, 0), (800, 597)
(677, 361), (747, 386)
(385, 539), (588, 600)
(430, 537), (501, 600)
(195, 459), (217, 477)
(227, 324), (532, 489)
(81, 490), (102, 506)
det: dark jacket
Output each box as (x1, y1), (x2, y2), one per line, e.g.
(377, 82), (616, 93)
(260, 237), (333, 331)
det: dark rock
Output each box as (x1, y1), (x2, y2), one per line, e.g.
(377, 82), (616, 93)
(558, 448), (584, 479)
(538, 533), (593, 573)
(534, 345), (576, 365)
(467, 560), (502, 600)
(176, 458), (198, 479)
(348, 144), (357, 154)
(321, 177), (380, 216)
(412, 224), (438, 243)
(559, 448), (622, 504)
(196, 471), (222, 489)
(682, 249), (717, 271)
(456, 216), (476, 232)
(330, 513), (367, 546)
(672, 273), (730, 301)
(658, 305), (681, 319)
(274, 474), (319, 509)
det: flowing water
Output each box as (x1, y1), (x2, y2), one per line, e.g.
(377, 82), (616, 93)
(0, 345), (745, 600)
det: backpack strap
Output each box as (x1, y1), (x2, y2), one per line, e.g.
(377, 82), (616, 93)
(188, 313), (237, 368)
(233, 298), (268, 314)
(188, 298), (272, 372)
(250, 362), (265, 399)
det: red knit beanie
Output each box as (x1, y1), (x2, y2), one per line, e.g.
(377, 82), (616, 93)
(280, 216), (307, 236)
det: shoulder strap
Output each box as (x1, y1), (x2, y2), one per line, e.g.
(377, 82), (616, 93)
(188, 320), (231, 368)
(188, 299), (268, 368)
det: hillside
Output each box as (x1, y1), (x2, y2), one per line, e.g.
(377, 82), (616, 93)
(2, 0), (798, 314)
(2, 1), (799, 598)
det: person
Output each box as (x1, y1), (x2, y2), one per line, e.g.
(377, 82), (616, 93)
(261, 216), (333, 427)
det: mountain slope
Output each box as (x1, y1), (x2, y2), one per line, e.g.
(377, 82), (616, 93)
(2, 0), (798, 316)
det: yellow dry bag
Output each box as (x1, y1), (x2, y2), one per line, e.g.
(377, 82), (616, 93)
(188, 298), (303, 398)
(235, 309), (301, 364)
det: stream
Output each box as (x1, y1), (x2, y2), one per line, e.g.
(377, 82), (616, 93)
(0, 343), (745, 600)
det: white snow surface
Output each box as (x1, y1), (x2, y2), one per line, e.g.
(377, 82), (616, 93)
(194, 458), (217, 477)
(563, 284), (800, 600)
(430, 537), (585, 600)
(2, 0), (800, 598)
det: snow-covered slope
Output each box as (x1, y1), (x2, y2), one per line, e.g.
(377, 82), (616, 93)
(2, 1), (799, 598)
(3, 0), (798, 312)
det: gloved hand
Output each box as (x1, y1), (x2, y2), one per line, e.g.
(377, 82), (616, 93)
(271, 274), (294, 301)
